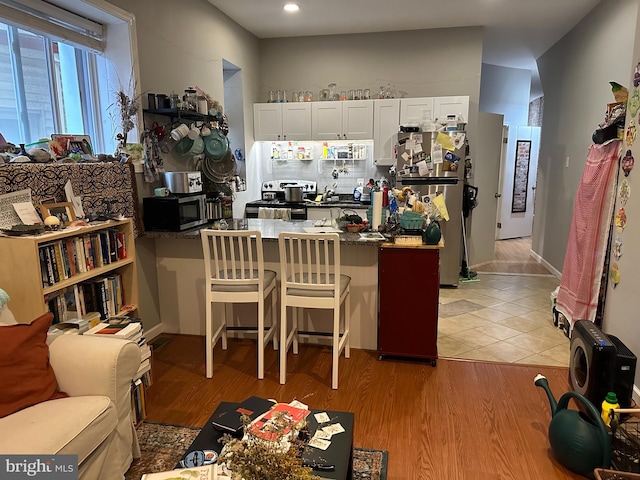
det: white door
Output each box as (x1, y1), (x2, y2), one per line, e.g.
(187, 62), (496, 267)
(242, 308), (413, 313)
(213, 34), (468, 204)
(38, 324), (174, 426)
(497, 125), (541, 239)
(281, 103), (312, 141)
(253, 104), (282, 141)
(342, 100), (373, 139)
(467, 112), (504, 265)
(312, 103), (342, 140)
(373, 99), (400, 166)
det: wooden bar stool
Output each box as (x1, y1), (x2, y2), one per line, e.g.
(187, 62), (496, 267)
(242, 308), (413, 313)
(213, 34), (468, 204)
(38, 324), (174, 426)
(278, 232), (350, 389)
(201, 229), (278, 379)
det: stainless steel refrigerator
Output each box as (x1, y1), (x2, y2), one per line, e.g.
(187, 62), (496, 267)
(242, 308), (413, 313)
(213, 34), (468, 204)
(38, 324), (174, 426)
(395, 130), (466, 286)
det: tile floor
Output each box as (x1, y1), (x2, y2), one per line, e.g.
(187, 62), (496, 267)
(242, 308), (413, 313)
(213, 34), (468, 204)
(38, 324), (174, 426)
(438, 272), (569, 367)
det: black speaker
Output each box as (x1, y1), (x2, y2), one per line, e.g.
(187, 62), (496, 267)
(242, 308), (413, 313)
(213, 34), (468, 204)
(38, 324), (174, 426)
(569, 320), (616, 407)
(608, 334), (637, 408)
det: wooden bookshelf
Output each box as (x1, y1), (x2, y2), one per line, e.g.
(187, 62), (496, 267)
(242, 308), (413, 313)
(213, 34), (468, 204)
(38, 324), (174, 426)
(0, 218), (138, 324)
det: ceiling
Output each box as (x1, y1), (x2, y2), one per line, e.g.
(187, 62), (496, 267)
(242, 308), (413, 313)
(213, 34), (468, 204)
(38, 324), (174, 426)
(207, 0), (601, 73)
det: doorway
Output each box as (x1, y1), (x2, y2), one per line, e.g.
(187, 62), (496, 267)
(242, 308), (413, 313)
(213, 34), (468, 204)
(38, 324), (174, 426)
(222, 59), (245, 179)
(496, 125), (541, 240)
(472, 237), (552, 275)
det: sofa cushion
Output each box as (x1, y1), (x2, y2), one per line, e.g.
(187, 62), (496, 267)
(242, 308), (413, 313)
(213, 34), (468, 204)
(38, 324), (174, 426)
(0, 395), (117, 463)
(0, 312), (68, 418)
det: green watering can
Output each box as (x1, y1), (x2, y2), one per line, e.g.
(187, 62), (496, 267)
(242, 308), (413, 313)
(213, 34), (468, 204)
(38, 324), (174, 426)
(534, 374), (611, 478)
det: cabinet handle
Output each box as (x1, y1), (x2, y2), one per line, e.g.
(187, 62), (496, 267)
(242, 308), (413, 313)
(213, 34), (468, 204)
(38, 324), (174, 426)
(343, 134), (347, 139)
(283, 134), (287, 140)
(277, 134), (281, 140)
(337, 134), (340, 140)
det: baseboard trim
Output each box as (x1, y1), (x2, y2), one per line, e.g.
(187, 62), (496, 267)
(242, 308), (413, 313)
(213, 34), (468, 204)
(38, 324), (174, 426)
(530, 249), (561, 278)
(144, 323), (164, 342)
(634, 384), (640, 407)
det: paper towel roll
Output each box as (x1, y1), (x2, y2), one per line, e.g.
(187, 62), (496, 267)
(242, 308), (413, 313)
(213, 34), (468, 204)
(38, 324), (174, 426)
(372, 191), (383, 231)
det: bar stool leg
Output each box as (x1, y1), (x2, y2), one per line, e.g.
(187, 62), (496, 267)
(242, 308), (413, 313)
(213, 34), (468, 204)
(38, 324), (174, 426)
(280, 302), (288, 384)
(332, 304), (340, 389)
(345, 290), (350, 359)
(205, 299), (214, 378)
(292, 307), (299, 355)
(258, 299), (265, 380)
(221, 304), (229, 350)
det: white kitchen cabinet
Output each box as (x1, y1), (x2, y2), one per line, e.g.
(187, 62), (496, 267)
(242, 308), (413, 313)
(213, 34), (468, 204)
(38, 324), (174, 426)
(434, 96), (469, 123)
(399, 97), (435, 126)
(373, 99), (400, 166)
(253, 103), (311, 141)
(312, 100), (373, 140)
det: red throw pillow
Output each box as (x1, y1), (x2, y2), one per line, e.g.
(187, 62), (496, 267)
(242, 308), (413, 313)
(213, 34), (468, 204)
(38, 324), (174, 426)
(0, 312), (68, 418)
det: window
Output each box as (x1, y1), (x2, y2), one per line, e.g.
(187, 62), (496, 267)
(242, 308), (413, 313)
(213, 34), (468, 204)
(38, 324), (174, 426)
(0, 20), (116, 155)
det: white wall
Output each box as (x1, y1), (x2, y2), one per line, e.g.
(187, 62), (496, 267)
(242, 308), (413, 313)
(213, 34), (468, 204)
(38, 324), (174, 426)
(536, 0), (639, 392)
(603, 0), (640, 399)
(480, 64), (531, 125)
(534, 0), (637, 270)
(106, 0), (261, 331)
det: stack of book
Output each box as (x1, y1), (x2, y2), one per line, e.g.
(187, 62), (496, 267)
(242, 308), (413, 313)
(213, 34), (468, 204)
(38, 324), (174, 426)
(84, 317), (152, 424)
(47, 318), (90, 337)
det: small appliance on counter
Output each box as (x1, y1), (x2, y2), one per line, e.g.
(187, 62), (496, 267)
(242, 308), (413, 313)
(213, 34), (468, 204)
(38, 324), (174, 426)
(244, 180), (317, 220)
(162, 171), (203, 194)
(143, 192), (208, 232)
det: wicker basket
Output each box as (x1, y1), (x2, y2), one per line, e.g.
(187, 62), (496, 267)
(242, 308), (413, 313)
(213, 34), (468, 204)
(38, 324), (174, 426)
(594, 469), (640, 479)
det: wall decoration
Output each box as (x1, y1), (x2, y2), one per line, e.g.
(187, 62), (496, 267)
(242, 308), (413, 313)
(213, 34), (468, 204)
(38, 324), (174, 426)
(630, 89), (640, 118)
(622, 149), (635, 176)
(626, 120), (637, 146)
(613, 236), (623, 261)
(40, 202), (76, 225)
(615, 207), (627, 233)
(618, 178), (631, 206)
(609, 262), (620, 288)
(511, 140), (531, 213)
(0, 189), (32, 229)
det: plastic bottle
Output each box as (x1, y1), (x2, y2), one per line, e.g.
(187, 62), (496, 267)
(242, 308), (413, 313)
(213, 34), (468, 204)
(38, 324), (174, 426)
(601, 391), (619, 427)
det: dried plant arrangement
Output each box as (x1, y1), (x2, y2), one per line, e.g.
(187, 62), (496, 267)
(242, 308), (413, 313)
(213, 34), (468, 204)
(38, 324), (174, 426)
(217, 413), (320, 480)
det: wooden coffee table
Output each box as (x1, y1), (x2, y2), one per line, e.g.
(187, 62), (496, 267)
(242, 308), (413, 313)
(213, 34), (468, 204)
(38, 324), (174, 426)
(178, 404), (354, 480)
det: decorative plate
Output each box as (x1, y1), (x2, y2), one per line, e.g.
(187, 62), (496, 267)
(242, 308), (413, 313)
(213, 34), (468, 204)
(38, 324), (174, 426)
(622, 149), (635, 176)
(1, 224), (45, 236)
(204, 129), (230, 160)
(618, 178), (631, 206)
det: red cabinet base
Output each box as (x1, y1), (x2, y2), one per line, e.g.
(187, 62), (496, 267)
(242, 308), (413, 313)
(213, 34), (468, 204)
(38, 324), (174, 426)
(377, 245), (440, 365)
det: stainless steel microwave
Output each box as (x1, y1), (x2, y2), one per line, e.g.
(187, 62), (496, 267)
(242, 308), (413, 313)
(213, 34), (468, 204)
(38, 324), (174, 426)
(143, 193), (208, 232)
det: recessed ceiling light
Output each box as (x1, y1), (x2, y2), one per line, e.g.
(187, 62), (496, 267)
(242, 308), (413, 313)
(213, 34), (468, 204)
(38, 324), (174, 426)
(284, 3), (299, 12)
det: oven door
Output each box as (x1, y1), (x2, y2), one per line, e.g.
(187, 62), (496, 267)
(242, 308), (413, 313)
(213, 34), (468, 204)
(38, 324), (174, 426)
(244, 204), (307, 220)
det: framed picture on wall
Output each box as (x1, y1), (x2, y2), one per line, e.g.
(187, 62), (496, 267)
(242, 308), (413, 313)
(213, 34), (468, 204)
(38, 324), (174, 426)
(511, 140), (531, 213)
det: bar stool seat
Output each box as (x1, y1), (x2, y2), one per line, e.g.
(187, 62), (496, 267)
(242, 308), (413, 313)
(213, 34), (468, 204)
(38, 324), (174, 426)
(201, 229), (278, 379)
(278, 232), (350, 389)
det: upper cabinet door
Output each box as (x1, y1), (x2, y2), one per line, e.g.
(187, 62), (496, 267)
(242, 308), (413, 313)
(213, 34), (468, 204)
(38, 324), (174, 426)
(282, 103), (312, 141)
(433, 96), (470, 123)
(254, 104), (283, 141)
(373, 99), (400, 166)
(399, 97), (435, 125)
(342, 100), (373, 140)
(312, 102), (342, 140)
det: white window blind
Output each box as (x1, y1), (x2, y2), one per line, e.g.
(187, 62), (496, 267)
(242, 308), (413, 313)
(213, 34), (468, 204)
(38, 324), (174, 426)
(0, 0), (104, 52)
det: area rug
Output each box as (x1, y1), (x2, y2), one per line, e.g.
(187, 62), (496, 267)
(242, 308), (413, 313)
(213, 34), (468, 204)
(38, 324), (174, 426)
(126, 422), (388, 480)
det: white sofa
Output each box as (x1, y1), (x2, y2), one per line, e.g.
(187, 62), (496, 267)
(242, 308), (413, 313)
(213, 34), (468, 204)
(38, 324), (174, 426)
(0, 333), (141, 479)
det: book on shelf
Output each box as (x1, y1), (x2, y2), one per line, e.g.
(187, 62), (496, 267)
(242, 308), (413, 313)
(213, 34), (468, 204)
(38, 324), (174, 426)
(134, 358), (151, 379)
(140, 465), (215, 480)
(48, 318), (90, 336)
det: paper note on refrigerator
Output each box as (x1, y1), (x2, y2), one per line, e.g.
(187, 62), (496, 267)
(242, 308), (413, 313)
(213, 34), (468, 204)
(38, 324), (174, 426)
(432, 143), (443, 164)
(432, 193), (449, 221)
(436, 132), (456, 151)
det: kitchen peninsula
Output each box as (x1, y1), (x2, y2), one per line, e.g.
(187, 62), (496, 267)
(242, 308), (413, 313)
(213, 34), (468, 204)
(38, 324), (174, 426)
(144, 219), (442, 351)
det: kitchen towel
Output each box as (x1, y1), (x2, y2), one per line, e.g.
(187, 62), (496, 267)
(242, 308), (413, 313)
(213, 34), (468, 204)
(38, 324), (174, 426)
(258, 207), (291, 220)
(556, 140), (620, 327)
(372, 191), (383, 231)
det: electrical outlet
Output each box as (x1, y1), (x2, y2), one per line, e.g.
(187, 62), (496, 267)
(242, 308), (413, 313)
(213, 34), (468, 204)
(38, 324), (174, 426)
(565, 156), (570, 168)
(357, 178), (364, 187)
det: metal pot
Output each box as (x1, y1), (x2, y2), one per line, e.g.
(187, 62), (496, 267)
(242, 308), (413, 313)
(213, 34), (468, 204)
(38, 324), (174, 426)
(284, 186), (303, 203)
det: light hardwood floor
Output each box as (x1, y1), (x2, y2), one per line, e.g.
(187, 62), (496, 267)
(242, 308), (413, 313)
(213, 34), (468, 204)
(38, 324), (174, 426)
(144, 335), (581, 480)
(471, 237), (551, 275)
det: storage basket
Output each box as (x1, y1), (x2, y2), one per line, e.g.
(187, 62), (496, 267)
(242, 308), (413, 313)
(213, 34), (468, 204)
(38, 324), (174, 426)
(610, 410), (640, 474)
(399, 211), (424, 230)
(594, 469), (640, 479)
